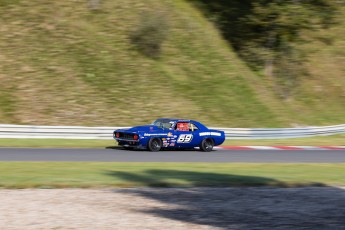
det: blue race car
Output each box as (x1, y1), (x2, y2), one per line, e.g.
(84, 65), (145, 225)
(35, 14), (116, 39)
(113, 118), (225, 152)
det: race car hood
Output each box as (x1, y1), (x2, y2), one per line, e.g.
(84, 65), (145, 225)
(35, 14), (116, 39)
(123, 125), (162, 132)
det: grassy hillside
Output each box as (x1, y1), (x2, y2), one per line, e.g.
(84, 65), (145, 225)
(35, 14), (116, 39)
(295, 6), (345, 125)
(0, 0), (344, 127)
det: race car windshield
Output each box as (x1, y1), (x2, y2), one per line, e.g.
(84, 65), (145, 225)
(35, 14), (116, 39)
(152, 119), (174, 130)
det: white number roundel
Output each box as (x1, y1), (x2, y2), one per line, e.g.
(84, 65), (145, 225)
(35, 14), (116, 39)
(177, 134), (193, 143)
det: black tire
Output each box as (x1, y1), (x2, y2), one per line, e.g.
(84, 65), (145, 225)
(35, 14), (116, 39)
(148, 138), (162, 152)
(200, 138), (214, 152)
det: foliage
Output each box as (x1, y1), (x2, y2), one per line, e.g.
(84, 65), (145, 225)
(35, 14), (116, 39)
(130, 11), (170, 58)
(0, 0), (20, 6)
(191, 0), (339, 98)
(0, 0), (344, 127)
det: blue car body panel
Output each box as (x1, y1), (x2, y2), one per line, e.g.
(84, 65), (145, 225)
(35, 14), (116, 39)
(113, 118), (225, 150)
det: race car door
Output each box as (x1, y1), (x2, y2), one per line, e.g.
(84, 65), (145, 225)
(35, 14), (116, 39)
(173, 122), (200, 148)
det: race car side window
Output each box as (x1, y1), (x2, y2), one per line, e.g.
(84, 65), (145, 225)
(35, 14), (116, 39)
(190, 123), (199, 132)
(175, 122), (199, 132)
(176, 122), (189, 131)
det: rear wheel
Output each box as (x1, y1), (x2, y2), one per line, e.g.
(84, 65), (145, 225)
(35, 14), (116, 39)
(148, 138), (162, 152)
(200, 138), (214, 152)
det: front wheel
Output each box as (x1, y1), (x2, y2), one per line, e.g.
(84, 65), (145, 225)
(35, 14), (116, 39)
(200, 138), (214, 152)
(148, 138), (162, 152)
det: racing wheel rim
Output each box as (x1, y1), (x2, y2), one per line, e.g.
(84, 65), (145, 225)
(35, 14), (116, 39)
(149, 138), (162, 151)
(201, 138), (214, 152)
(204, 140), (213, 150)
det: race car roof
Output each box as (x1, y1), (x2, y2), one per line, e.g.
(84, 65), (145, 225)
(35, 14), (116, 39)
(155, 118), (208, 129)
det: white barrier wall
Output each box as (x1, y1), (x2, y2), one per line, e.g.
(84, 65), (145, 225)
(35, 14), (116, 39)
(0, 124), (344, 139)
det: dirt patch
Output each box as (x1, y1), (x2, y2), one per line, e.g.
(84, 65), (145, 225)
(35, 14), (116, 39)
(0, 187), (344, 229)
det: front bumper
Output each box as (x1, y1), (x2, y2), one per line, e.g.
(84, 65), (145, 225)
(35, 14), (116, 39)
(114, 137), (139, 142)
(115, 138), (147, 148)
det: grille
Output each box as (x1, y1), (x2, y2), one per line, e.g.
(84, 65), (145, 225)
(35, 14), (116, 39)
(119, 133), (135, 140)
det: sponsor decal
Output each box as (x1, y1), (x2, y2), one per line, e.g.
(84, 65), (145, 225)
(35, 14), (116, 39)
(162, 138), (166, 141)
(144, 133), (167, 137)
(169, 143), (175, 147)
(167, 132), (173, 137)
(163, 143), (169, 147)
(171, 140), (176, 143)
(177, 134), (193, 143)
(199, 132), (221, 137)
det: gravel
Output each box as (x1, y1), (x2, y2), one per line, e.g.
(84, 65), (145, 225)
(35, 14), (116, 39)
(0, 187), (345, 229)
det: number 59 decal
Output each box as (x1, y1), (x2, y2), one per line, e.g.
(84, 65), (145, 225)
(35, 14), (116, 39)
(177, 134), (193, 143)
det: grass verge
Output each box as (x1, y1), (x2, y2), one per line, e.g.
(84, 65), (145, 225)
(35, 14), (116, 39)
(0, 139), (115, 148)
(0, 163), (344, 188)
(224, 134), (345, 146)
(0, 134), (344, 148)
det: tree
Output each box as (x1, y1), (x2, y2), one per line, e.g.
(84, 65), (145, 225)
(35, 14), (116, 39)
(192, 0), (338, 98)
(130, 11), (169, 58)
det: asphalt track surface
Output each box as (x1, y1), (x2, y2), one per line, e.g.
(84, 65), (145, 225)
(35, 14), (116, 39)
(0, 147), (345, 162)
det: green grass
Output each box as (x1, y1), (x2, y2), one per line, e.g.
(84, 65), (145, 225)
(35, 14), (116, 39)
(225, 134), (345, 146)
(0, 163), (344, 188)
(0, 138), (115, 148)
(0, 0), (344, 127)
(0, 134), (343, 148)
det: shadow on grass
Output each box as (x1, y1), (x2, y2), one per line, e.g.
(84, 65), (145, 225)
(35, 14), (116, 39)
(106, 169), (325, 188)
(106, 169), (345, 229)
